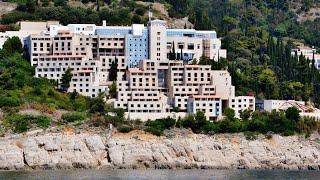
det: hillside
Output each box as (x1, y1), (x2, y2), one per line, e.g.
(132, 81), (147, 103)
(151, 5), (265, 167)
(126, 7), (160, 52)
(0, 0), (192, 28)
(0, 1), (320, 138)
(0, 0), (320, 101)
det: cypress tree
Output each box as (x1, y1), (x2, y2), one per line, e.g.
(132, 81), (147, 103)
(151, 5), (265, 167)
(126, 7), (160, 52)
(172, 41), (176, 60)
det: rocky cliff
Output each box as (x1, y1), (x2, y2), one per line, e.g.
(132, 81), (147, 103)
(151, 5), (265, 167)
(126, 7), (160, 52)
(0, 130), (319, 170)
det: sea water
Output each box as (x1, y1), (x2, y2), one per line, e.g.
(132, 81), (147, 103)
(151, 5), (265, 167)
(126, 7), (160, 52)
(0, 169), (319, 180)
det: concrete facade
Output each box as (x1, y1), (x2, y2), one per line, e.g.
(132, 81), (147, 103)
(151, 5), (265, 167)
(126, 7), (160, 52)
(0, 21), (58, 48)
(25, 19), (253, 120)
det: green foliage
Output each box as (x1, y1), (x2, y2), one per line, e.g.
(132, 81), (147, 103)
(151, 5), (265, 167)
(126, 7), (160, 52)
(145, 117), (176, 136)
(54, 0), (67, 7)
(60, 67), (72, 91)
(176, 109), (319, 136)
(163, 0), (320, 106)
(109, 57), (118, 81)
(0, 96), (20, 107)
(89, 95), (106, 114)
(109, 81), (117, 99)
(1, 0), (145, 26)
(112, 108), (125, 120)
(1, 36), (23, 56)
(285, 107), (300, 123)
(223, 108), (235, 121)
(240, 109), (252, 120)
(33, 115), (51, 128)
(26, 0), (37, 13)
(145, 127), (163, 136)
(172, 106), (180, 112)
(61, 112), (85, 123)
(4, 114), (51, 133)
(244, 131), (258, 140)
(117, 125), (133, 133)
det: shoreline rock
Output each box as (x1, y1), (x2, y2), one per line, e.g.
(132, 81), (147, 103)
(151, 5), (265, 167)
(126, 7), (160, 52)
(0, 131), (319, 170)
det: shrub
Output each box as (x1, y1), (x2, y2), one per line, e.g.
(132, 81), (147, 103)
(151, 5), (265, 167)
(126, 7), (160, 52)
(145, 127), (163, 136)
(285, 107), (300, 123)
(33, 116), (51, 128)
(61, 112), (85, 123)
(89, 96), (106, 114)
(112, 108), (125, 120)
(0, 96), (20, 107)
(47, 89), (55, 97)
(117, 125), (133, 133)
(146, 117), (176, 130)
(244, 131), (258, 140)
(6, 115), (31, 133)
(282, 130), (295, 136)
(29, 103), (56, 114)
(90, 114), (107, 127)
(201, 122), (220, 134)
(4, 114), (51, 133)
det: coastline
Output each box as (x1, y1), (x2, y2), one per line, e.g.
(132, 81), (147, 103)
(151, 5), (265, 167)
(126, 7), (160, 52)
(0, 130), (319, 171)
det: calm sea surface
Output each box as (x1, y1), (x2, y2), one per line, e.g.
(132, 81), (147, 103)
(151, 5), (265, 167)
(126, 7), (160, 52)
(0, 169), (319, 180)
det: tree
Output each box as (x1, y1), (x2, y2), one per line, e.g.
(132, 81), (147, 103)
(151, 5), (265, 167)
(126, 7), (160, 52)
(109, 80), (117, 99)
(195, 111), (207, 129)
(224, 108), (235, 121)
(285, 107), (300, 123)
(41, 0), (50, 7)
(54, 0), (67, 7)
(240, 109), (252, 120)
(132, 14), (141, 23)
(112, 108), (125, 120)
(258, 67), (279, 99)
(89, 95), (106, 114)
(198, 55), (209, 65)
(109, 57), (118, 81)
(169, 41), (176, 60)
(70, 89), (78, 100)
(10, 37), (23, 53)
(2, 37), (23, 56)
(60, 68), (73, 91)
(26, 0), (37, 13)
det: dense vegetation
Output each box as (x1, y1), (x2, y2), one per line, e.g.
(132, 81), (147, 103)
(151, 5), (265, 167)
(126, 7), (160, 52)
(1, 1), (320, 136)
(0, 37), (319, 137)
(1, 0), (148, 25)
(164, 0), (320, 106)
(2, 0), (320, 105)
(0, 37), (126, 134)
(144, 108), (320, 138)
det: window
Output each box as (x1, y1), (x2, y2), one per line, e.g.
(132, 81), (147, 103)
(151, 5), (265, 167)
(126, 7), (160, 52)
(178, 43), (184, 49)
(187, 43), (194, 50)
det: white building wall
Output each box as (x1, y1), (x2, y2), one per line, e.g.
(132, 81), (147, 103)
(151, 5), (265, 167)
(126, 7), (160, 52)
(148, 20), (167, 62)
(187, 96), (222, 121)
(263, 100), (305, 112)
(229, 96), (255, 118)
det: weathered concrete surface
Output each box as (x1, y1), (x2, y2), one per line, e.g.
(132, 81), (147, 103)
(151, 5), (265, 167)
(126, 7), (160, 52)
(0, 130), (319, 170)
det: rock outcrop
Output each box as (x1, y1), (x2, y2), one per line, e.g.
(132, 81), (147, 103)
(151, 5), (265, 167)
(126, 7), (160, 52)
(0, 131), (319, 170)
